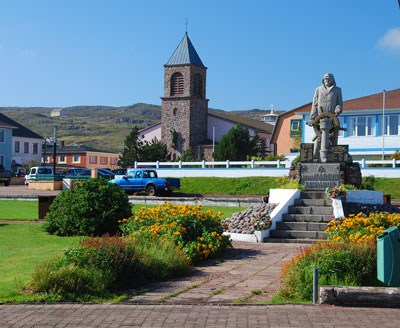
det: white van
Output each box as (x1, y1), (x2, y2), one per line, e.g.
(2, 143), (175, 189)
(24, 166), (54, 185)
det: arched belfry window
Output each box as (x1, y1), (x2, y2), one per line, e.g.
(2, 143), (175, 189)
(170, 72), (184, 96)
(193, 74), (203, 98)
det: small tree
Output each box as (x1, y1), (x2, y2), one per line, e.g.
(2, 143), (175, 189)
(140, 138), (169, 162)
(213, 124), (260, 161)
(119, 126), (143, 168)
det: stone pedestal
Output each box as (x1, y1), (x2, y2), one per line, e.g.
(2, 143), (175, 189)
(300, 163), (340, 190)
(289, 143), (362, 190)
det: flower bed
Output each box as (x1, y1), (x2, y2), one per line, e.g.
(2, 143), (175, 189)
(326, 212), (400, 243)
(120, 202), (231, 263)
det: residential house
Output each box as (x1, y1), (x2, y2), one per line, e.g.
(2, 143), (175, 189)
(44, 143), (120, 170)
(0, 112), (43, 169)
(0, 120), (17, 170)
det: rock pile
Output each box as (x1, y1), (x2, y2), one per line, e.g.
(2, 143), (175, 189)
(223, 203), (278, 234)
(343, 202), (400, 217)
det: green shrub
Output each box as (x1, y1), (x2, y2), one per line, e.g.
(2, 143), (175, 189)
(27, 259), (109, 300)
(362, 176), (376, 190)
(275, 176), (305, 190)
(278, 241), (378, 302)
(130, 232), (192, 280)
(43, 179), (131, 236)
(62, 234), (138, 286)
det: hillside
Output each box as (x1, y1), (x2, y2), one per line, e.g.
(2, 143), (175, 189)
(0, 105), (283, 153)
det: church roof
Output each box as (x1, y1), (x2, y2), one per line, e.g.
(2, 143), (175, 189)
(166, 33), (205, 67)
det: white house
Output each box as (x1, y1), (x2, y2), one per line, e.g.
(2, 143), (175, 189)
(0, 113), (43, 169)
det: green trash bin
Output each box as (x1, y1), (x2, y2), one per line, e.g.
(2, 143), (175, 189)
(377, 226), (400, 287)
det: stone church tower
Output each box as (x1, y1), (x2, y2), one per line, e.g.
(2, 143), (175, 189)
(161, 33), (208, 159)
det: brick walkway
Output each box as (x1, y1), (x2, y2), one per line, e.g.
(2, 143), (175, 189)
(127, 242), (301, 305)
(1, 303), (400, 327)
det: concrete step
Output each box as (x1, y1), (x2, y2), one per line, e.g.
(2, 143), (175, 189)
(264, 238), (324, 244)
(300, 191), (328, 199)
(282, 213), (333, 222)
(289, 206), (332, 215)
(276, 221), (328, 232)
(294, 199), (332, 206)
(269, 229), (327, 240)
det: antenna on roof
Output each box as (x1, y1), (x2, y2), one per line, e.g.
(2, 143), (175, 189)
(185, 18), (189, 33)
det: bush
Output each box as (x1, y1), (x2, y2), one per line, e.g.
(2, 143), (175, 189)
(275, 176), (305, 190)
(326, 212), (400, 243)
(362, 176), (376, 190)
(43, 179), (131, 236)
(27, 259), (109, 301)
(129, 232), (192, 280)
(27, 233), (192, 300)
(121, 202), (231, 263)
(278, 241), (378, 301)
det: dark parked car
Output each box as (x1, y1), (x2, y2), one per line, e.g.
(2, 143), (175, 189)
(111, 168), (127, 176)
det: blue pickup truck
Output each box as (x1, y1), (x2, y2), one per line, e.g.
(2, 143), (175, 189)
(108, 169), (180, 196)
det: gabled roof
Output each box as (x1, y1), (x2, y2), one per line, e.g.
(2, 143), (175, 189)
(166, 33), (205, 67)
(45, 144), (118, 154)
(0, 120), (17, 129)
(208, 110), (274, 134)
(0, 112), (43, 139)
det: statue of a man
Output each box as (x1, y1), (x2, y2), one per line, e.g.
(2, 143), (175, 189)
(307, 73), (343, 156)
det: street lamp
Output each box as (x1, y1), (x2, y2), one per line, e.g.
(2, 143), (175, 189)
(382, 90), (386, 160)
(53, 126), (57, 178)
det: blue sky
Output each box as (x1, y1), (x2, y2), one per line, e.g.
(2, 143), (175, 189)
(0, 1), (399, 111)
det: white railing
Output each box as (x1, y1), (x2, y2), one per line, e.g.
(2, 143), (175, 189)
(355, 159), (400, 168)
(133, 160), (293, 169)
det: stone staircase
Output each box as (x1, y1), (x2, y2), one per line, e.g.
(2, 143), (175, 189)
(266, 191), (332, 244)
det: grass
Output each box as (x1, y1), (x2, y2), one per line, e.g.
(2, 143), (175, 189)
(0, 201), (245, 222)
(179, 176), (278, 195)
(372, 178), (400, 199)
(0, 200), (38, 220)
(0, 223), (80, 302)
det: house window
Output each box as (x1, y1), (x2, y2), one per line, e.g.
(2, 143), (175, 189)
(72, 155), (81, 163)
(100, 156), (107, 164)
(0, 129), (4, 143)
(58, 155), (66, 163)
(290, 119), (302, 138)
(0, 154), (4, 166)
(33, 143), (38, 154)
(15, 141), (20, 153)
(338, 117), (344, 137)
(46, 156), (51, 163)
(111, 157), (117, 164)
(170, 72), (184, 96)
(90, 155), (97, 163)
(347, 116), (375, 137)
(24, 142), (29, 153)
(378, 115), (400, 136)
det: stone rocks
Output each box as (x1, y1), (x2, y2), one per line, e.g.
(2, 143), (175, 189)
(223, 203), (278, 234)
(343, 202), (400, 217)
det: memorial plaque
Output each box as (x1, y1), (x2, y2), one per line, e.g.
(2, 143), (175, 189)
(327, 145), (349, 162)
(300, 163), (340, 190)
(300, 143), (314, 163)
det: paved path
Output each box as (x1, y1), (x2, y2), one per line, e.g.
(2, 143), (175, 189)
(2, 303), (400, 327)
(127, 242), (301, 305)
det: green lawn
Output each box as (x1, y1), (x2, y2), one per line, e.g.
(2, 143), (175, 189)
(0, 200), (38, 220)
(179, 176), (278, 195)
(0, 223), (80, 302)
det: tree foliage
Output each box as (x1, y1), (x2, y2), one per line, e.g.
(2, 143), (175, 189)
(213, 124), (260, 161)
(119, 126), (169, 167)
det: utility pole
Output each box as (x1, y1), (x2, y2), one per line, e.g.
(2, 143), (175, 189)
(53, 126), (57, 178)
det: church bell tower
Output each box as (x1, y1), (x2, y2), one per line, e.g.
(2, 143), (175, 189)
(161, 33), (208, 158)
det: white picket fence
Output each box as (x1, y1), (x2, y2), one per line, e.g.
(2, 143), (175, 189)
(131, 159), (400, 178)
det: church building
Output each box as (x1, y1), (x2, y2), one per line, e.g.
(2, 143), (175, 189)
(139, 33), (274, 160)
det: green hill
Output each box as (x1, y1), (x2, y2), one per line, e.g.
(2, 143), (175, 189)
(0, 105), (282, 153)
